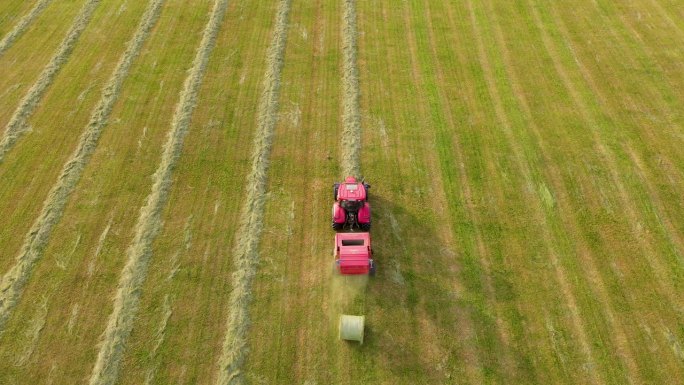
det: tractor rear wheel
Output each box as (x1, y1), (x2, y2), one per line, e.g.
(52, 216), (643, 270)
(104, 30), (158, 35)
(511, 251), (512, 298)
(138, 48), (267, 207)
(360, 222), (371, 231)
(332, 221), (344, 231)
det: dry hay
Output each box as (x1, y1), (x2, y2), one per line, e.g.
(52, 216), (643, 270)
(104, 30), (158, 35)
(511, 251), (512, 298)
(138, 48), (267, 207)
(340, 0), (361, 178)
(87, 0), (228, 384)
(215, 1), (291, 384)
(0, 0), (163, 336)
(143, 294), (173, 385)
(0, 0), (101, 163)
(0, 0), (54, 57)
(13, 296), (48, 366)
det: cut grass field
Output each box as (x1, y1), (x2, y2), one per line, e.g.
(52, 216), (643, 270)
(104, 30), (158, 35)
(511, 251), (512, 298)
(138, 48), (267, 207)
(0, 1), (683, 384)
(0, 0), (53, 57)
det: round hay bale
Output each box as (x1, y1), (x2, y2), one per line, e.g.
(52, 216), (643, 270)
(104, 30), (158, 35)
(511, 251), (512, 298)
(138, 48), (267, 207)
(339, 314), (364, 344)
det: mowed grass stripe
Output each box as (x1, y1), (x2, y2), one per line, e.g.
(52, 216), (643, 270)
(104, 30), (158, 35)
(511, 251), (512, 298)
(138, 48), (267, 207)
(609, 0), (684, 110)
(0, 0), (164, 335)
(0, 0), (53, 57)
(481, 0), (660, 382)
(358, 1), (509, 382)
(564, 0), (684, 285)
(642, 0), (684, 39)
(483, 0), (678, 382)
(538, 2), (684, 378)
(355, 2), (427, 382)
(600, 0), (684, 190)
(556, 0), (684, 278)
(0, 0), (85, 128)
(399, 1), (489, 382)
(0, 0), (101, 163)
(412, 1), (563, 381)
(362, 2), (457, 382)
(528, 5), (677, 375)
(464, 0), (618, 382)
(568, 0), (684, 273)
(0, 1), (36, 33)
(441, 2), (569, 380)
(116, 1), (277, 383)
(0, 1), (217, 383)
(242, 1), (345, 382)
(475, 2), (617, 381)
(215, 1), (290, 383)
(424, 0), (528, 379)
(479, 1), (666, 381)
(340, 0), (361, 178)
(88, 1), (229, 384)
(436, 1), (572, 381)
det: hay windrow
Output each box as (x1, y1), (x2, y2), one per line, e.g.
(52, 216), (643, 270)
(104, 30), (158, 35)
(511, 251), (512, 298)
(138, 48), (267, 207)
(0, 0), (54, 57)
(0, 0), (164, 335)
(340, 0), (361, 178)
(14, 296), (48, 366)
(88, 0), (228, 384)
(215, 1), (291, 384)
(0, 0), (101, 163)
(143, 294), (173, 385)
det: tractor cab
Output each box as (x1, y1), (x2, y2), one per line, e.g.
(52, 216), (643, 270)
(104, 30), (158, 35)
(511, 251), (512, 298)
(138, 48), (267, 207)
(336, 177), (368, 202)
(332, 177), (371, 231)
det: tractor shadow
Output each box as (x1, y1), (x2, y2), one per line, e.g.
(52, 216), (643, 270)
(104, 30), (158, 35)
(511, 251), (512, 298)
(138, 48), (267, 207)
(347, 193), (519, 380)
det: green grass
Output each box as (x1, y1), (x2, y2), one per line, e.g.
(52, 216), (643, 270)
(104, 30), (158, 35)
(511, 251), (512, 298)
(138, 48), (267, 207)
(0, 0), (38, 36)
(0, 0), (683, 383)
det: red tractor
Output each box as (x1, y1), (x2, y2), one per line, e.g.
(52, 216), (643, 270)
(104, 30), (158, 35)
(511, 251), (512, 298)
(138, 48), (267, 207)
(333, 232), (375, 275)
(332, 176), (371, 231)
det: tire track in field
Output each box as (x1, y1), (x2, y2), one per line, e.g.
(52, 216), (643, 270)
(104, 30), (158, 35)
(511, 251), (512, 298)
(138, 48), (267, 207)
(0, 0), (101, 163)
(0, 0), (53, 57)
(340, 0), (361, 178)
(464, 1), (604, 383)
(0, 0), (164, 335)
(215, 2), (290, 383)
(88, 1), (227, 384)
